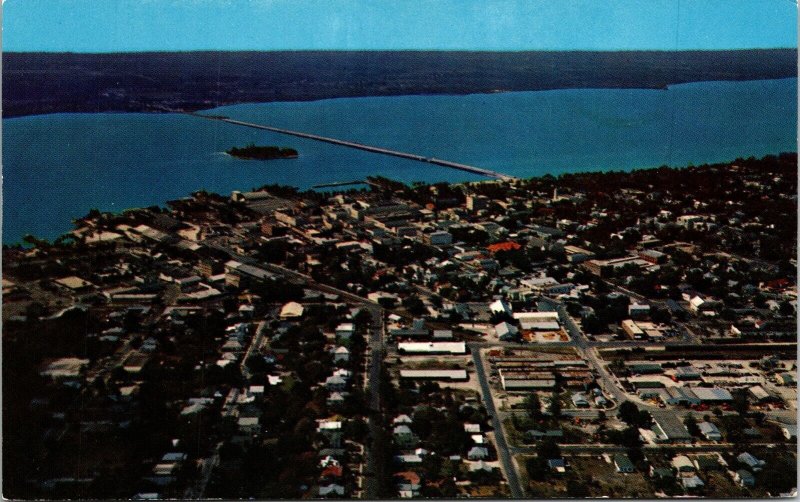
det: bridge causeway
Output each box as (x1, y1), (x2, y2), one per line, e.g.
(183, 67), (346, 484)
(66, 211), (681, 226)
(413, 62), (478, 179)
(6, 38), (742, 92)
(191, 113), (518, 181)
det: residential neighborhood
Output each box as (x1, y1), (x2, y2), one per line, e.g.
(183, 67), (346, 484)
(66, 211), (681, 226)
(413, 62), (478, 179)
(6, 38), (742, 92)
(3, 154), (797, 498)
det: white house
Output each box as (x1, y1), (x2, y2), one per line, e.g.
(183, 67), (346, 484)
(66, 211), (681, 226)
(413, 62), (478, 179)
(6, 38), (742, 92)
(237, 416), (260, 436)
(318, 420), (343, 448)
(628, 303), (651, 319)
(672, 455), (696, 474)
(335, 323), (355, 340)
(698, 421), (722, 441)
(737, 452), (765, 471)
(319, 483), (345, 497)
(326, 392), (346, 407)
(464, 423), (481, 433)
(467, 446), (489, 460)
(495, 321), (519, 341)
(280, 301), (304, 319)
(392, 414), (413, 426)
(332, 346), (350, 363)
(489, 299), (512, 317)
(324, 375), (347, 391)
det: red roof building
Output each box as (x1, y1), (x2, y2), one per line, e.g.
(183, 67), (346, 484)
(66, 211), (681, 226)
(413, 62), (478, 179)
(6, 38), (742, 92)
(321, 465), (343, 479)
(486, 242), (522, 254)
(394, 471), (421, 485)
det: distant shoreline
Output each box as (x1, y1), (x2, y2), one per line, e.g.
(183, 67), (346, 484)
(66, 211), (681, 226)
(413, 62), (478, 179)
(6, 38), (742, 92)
(4, 48), (796, 118)
(3, 76), (798, 121)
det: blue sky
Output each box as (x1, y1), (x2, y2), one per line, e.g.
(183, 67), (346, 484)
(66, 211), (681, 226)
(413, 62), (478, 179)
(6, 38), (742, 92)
(3, 0), (797, 52)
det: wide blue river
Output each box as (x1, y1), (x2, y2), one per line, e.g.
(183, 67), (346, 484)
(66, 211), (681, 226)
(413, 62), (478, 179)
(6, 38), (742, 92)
(3, 78), (797, 243)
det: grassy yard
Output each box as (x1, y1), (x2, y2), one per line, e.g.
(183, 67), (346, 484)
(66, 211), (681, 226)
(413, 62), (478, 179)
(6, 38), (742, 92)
(503, 415), (594, 447)
(516, 454), (565, 498)
(568, 455), (656, 498)
(519, 454), (656, 498)
(461, 483), (511, 498)
(702, 471), (749, 498)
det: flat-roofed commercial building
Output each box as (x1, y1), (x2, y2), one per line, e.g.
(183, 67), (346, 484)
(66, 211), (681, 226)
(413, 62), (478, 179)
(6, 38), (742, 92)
(638, 249), (667, 264)
(526, 321), (561, 331)
(500, 378), (556, 391)
(426, 231), (453, 246)
(674, 365), (702, 380)
(399, 369), (468, 381)
(690, 387), (733, 403)
(397, 342), (466, 355)
(564, 245), (595, 264)
(622, 319), (645, 339)
(584, 256), (649, 278)
(665, 386), (701, 406)
(626, 362), (663, 375)
(514, 311), (560, 324)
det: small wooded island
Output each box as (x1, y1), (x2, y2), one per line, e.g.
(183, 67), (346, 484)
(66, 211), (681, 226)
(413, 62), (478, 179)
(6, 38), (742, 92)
(226, 144), (298, 160)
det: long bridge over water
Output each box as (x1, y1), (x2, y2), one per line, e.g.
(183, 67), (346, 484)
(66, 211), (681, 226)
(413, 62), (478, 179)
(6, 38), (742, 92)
(190, 112), (517, 181)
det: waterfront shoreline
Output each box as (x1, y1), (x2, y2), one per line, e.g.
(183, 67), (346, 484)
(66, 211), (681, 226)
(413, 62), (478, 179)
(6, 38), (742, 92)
(4, 78), (796, 244)
(5, 152), (796, 247)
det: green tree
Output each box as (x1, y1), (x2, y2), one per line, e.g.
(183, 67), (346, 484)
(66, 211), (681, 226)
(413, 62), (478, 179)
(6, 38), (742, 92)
(402, 295), (426, 316)
(606, 426), (642, 447)
(548, 392), (562, 418)
(755, 459), (797, 493)
(581, 314), (605, 334)
(684, 414), (700, 436)
(567, 479), (590, 497)
(353, 309), (373, 329)
(778, 301), (795, 317)
(526, 456), (549, 481)
(609, 358), (626, 374)
(617, 401), (641, 426)
(537, 439), (561, 460)
(637, 409), (652, 427)
(732, 389), (750, 415)
(524, 393), (542, 421)
(344, 417), (369, 442)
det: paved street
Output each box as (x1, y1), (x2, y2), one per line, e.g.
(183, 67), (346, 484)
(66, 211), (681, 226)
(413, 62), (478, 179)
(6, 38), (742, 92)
(363, 306), (385, 499)
(471, 347), (524, 498)
(183, 441), (223, 499)
(509, 442), (781, 455)
(240, 320), (267, 381)
(207, 241), (797, 499)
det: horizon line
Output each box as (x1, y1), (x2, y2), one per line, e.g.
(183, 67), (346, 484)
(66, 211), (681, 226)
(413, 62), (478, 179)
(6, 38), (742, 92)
(4, 47), (797, 55)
